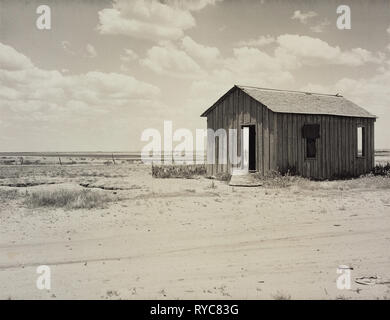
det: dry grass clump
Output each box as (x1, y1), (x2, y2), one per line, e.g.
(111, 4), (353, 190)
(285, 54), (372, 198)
(152, 164), (206, 179)
(371, 162), (390, 176)
(0, 189), (20, 201)
(343, 174), (390, 190)
(24, 189), (114, 209)
(215, 172), (232, 182)
(258, 170), (390, 191)
(255, 170), (307, 188)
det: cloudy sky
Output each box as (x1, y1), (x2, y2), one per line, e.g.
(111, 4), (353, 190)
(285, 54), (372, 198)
(1, 0), (390, 151)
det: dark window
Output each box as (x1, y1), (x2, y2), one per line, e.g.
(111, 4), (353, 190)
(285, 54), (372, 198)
(302, 124), (320, 139)
(306, 138), (316, 158)
(302, 124), (320, 159)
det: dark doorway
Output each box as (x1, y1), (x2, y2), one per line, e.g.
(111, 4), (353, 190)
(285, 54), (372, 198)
(242, 125), (256, 171)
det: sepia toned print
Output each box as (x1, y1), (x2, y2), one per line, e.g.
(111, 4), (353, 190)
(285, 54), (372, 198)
(0, 0), (390, 301)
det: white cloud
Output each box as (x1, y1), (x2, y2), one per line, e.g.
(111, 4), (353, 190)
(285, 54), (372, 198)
(140, 41), (205, 78)
(97, 0), (221, 41)
(85, 44), (97, 58)
(188, 34), (386, 112)
(291, 10), (317, 24)
(188, 46), (295, 108)
(181, 36), (220, 65)
(0, 43), (33, 70)
(225, 46), (288, 73)
(310, 19), (330, 33)
(141, 33), (381, 82)
(140, 37), (220, 76)
(291, 10), (330, 33)
(0, 42), (161, 122)
(236, 35), (275, 47)
(120, 49), (139, 72)
(275, 34), (384, 67)
(387, 26), (390, 34)
(120, 48), (139, 62)
(301, 66), (390, 148)
(165, 0), (222, 11)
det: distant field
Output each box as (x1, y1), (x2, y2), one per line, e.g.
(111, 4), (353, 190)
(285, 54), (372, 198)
(0, 150), (388, 166)
(0, 152), (142, 166)
(375, 150), (390, 165)
(0, 152), (206, 165)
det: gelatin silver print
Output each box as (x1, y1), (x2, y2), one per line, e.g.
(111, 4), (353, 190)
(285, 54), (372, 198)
(0, 0), (390, 302)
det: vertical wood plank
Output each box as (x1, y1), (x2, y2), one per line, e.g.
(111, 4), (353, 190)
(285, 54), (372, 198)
(319, 116), (325, 179)
(325, 116), (330, 179)
(244, 94), (249, 124)
(364, 118), (368, 173)
(258, 103), (263, 175)
(343, 117), (347, 175)
(292, 115), (297, 172)
(273, 112), (278, 172)
(296, 115), (303, 176)
(282, 114), (288, 172)
(237, 90), (242, 165)
(349, 117), (354, 174)
(277, 113), (283, 173)
(211, 106), (215, 176)
(346, 117), (350, 174)
(263, 106), (269, 175)
(287, 113), (292, 169)
(352, 119), (357, 176)
(268, 111), (273, 171)
(371, 120), (375, 169)
(314, 115), (320, 178)
(329, 116), (335, 178)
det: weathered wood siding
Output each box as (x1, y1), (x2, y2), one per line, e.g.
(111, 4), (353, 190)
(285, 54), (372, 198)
(206, 88), (375, 179)
(206, 87), (277, 176)
(275, 113), (375, 179)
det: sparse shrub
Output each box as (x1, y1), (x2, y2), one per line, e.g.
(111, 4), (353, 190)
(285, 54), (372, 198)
(215, 172), (232, 182)
(371, 162), (390, 176)
(152, 164), (206, 179)
(0, 189), (19, 201)
(255, 170), (307, 188)
(330, 171), (356, 180)
(25, 189), (114, 209)
(279, 166), (297, 176)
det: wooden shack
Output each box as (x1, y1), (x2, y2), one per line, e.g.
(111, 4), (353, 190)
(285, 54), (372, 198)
(200, 85), (376, 180)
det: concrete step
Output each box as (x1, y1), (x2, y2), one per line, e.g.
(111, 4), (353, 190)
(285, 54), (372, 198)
(229, 173), (263, 187)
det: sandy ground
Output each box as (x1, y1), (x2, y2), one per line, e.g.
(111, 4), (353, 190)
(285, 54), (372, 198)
(0, 163), (390, 300)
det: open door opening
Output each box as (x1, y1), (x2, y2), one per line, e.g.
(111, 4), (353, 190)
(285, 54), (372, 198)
(242, 125), (256, 172)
